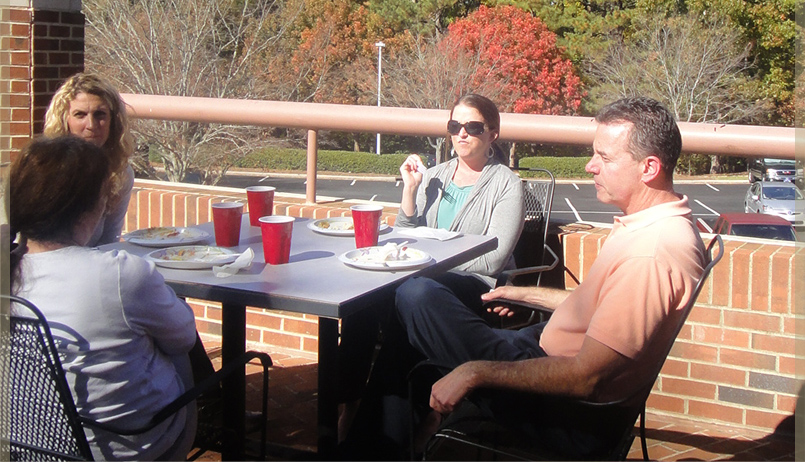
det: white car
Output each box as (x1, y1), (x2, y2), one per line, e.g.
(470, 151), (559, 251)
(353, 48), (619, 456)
(744, 181), (804, 224)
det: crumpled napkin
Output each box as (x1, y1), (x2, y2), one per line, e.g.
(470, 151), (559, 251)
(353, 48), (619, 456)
(397, 227), (462, 241)
(212, 247), (254, 278)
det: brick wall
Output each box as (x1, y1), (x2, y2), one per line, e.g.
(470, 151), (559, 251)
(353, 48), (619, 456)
(1, 3), (32, 164)
(30, 6), (84, 134)
(128, 179), (802, 436)
(0, 1), (83, 163)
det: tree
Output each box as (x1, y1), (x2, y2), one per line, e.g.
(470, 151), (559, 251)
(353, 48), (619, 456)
(84, 0), (300, 183)
(380, 32), (504, 161)
(686, 0), (796, 126)
(587, 13), (763, 173)
(374, 6), (584, 163)
(449, 5), (585, 164)
(447, 6), (584, 115)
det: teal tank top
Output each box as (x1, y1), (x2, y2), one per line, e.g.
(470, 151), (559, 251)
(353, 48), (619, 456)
(436, 182), (473, 230)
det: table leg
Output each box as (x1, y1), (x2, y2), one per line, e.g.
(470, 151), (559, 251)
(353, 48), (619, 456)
(221, 303), (246, 461)
(317, 317), (339, 457)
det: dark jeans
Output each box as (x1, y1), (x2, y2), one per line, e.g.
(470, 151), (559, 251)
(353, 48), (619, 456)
(340, 276), (546, 460)
(335, 271), (493, 404)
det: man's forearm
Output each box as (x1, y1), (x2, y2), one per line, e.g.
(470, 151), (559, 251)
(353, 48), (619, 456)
(430, 356), (594, 413)
(474, 356), (596, 398)
(483, 285), (570, 312)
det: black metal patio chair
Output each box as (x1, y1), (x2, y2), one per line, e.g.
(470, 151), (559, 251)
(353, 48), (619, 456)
(498, 167), (559, 288)
(490, 168), (559, 329)
(0, 294), (273, 461)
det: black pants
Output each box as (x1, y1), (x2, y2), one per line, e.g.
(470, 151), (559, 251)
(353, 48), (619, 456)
(335, 271), (493, 404)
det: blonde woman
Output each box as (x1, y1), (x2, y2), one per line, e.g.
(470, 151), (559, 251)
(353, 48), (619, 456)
(44, 73), (135, 246)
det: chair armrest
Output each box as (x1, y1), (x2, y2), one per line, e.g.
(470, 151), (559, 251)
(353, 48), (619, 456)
(82, 350), (272, 435)
(495, 245), (559, 287)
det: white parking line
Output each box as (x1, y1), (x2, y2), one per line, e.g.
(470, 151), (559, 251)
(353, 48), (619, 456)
(396, 181), (401, 187)
(572, 183), (580, 190)
(706, 183), (719, 191)
(565, 198), (582, 222)
(350, 179), (357, 186)
(694, 199), (720, 216)
(696, 218), (713, 232)
(259, 176), (270, 182)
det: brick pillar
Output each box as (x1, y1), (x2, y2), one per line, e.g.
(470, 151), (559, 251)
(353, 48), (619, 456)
(0, 0), (84, 165)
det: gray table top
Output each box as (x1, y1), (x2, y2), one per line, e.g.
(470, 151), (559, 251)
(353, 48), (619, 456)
(106, 214), (498, 319)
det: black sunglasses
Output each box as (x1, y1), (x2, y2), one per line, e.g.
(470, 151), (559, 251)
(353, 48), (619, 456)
(447, 120), (487, 136)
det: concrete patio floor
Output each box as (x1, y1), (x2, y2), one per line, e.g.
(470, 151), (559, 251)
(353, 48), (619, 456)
(196, 344), (796, 461)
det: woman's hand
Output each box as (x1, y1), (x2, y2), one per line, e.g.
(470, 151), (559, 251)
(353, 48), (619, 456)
(400, 154), (426, 189)
(399, 154), (426, 217)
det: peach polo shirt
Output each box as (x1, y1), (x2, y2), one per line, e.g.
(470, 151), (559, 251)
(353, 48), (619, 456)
(539, 195), (705, 401)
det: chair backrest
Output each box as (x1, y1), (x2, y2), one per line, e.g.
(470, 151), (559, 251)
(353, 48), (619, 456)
(513, 168), (555, 284)
(0, 294), (94, 461)
(645, 234), (724, 389)
(592, 233), (725, 459)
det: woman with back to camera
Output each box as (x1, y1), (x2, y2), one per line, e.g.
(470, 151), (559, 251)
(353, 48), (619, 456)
(43, 72), (135, 246)
(337, 93), (525, 439)
(8, 136), (198, 460)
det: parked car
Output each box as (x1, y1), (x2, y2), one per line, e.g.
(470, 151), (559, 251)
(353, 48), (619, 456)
(748, 157), (796, 183)
(703, 213), (797, 241)
(744, 181), (804, 225)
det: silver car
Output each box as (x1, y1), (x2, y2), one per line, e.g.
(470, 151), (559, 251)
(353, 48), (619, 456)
(744, 181), (804, 224)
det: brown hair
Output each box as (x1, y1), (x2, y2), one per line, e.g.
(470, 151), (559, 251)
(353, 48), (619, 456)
(43, 73), (133, 206)
(8, 136), (111, 290)
(450, 93), (507, 165)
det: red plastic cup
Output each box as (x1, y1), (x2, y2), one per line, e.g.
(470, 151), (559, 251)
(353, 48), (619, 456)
(246, 186), (276, 226)
(350, 204), (384, 248)
(259, 216), (295, 264)
(211, 202), (244, 247)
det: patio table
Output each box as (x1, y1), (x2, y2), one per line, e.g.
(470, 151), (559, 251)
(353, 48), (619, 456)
(104, 214), (497, 459)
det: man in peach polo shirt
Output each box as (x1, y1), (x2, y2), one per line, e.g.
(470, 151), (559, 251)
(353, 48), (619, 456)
(341, 97), (706, 460)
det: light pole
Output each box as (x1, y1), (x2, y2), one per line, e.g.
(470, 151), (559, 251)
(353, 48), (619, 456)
(375, 41), (385, 155)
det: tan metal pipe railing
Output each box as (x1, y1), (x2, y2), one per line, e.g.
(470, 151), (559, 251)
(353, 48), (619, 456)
(121, 94), (797, 202)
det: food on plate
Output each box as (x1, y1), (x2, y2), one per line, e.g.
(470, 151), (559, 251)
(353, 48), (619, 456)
(352, 243), (412, 263)
(138, 227), (182, 239)
(316, 220), (354, 231)
(153, 246), (231, 262)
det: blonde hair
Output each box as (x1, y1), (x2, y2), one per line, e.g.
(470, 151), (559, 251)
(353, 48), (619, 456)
(43, 73), (133, 204)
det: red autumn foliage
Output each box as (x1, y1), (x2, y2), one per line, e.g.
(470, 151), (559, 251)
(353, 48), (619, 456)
(445, 5), (584, 115)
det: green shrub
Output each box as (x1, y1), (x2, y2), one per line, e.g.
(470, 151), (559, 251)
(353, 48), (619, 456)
(518, 156), (590, 178)
(238, 148), (410, 175)
(239, 147), (595, 178)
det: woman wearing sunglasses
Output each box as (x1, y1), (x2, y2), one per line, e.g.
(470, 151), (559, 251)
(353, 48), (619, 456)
(336, 93), (525, 441)
(396, 93), (524, 275)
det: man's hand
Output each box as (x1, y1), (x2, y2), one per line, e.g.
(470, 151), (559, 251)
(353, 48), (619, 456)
(481, 286), (535, 317)
(482, 285), (569, 315)
(429, 362), (487, 414)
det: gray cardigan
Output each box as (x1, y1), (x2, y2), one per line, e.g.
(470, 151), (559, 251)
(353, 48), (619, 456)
(396, 157), (525, 287)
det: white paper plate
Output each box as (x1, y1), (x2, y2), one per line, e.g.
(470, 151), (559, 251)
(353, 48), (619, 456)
(308, 217), (389, 236)
(338, 246), (432, 271)
(145, 246), (238, 269)
(124, 227), (210, 247)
